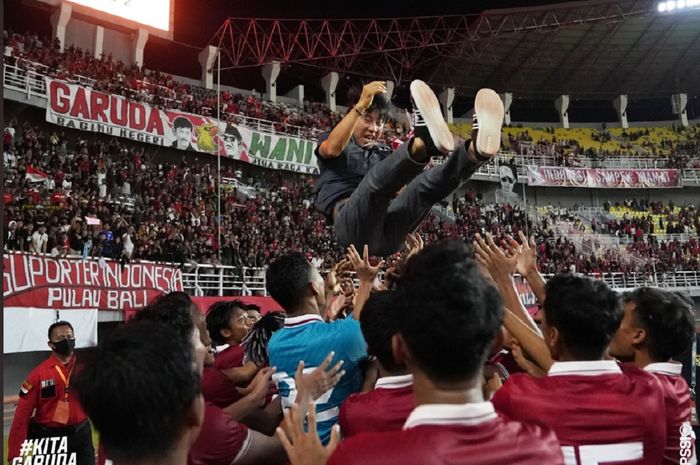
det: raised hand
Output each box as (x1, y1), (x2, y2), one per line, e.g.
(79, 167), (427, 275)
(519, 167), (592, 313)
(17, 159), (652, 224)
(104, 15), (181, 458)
(325, 258), (351, 296)
(347, 244), (384, 283)
(277, 402), (340, 465)
(513, 230), (538, 276)
(296, 351), (345, 403)
(473, 233), (519, 283)
(405, 232), (424, 260)
(356, 81), (387, 113)
(236, 366), (276, 407)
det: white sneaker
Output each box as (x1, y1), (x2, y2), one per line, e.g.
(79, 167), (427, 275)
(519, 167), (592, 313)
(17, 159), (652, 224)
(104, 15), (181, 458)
(410, 80), (455, 156)
(472, 89), (504, 159)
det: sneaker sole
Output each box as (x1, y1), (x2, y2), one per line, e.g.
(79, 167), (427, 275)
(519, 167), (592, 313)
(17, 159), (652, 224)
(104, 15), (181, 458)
(474, 88), (504, 157)
(410, 80), (455, 153)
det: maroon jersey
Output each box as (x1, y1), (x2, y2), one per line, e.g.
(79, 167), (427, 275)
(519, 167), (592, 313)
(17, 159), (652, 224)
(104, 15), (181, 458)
(216, 344), (245, 369)
(201, 345), (246, 408)
(489, 349), (524, 377)
(188, 403), (250, 465)
(492, 360), (667, 465)
(645, 362), (694, 465)
(339, 374), (414, 437)
(328, 402), (563, 465)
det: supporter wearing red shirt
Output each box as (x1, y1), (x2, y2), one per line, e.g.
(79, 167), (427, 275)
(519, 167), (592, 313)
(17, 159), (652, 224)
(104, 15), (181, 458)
(339, 291), (414, 438)
(279, 242), (563, 465)
(609, 287), (696, 465)
(50, 190), (66, 207)
(493, 275), (667, 465)
(8, 322), (95, 464)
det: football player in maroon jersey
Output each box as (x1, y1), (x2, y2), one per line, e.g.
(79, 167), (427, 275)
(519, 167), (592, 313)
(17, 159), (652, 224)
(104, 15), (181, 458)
(339, 290), (414, 437)
(492, 275), (668, 465)
(609, 287), (696, 465)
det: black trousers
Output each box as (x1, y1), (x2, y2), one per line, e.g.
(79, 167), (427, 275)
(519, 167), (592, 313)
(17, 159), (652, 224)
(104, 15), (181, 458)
(333, 139), (483, 256)
(28, 420), (95, 465)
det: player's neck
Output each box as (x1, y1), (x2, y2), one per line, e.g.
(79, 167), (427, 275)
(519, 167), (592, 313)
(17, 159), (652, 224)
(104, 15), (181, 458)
(286, 299), (320, 318)
(378, 366), (408, 379)
(411, 371), (484, 406)
(633, 351), (657, 369)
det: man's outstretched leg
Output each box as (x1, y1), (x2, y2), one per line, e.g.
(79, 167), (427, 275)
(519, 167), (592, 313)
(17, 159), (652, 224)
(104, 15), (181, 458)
(378, 86), (505, 254)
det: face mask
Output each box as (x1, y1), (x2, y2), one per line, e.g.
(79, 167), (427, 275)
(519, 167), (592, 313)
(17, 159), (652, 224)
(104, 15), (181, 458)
(53, 338), (75, 356)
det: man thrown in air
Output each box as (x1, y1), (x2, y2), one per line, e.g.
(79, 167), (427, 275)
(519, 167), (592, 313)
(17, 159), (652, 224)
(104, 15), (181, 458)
(314, 80), (504, 256)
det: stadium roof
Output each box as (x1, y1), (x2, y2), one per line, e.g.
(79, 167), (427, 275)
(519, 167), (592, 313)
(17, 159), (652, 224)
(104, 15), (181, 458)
(211, 0), (700, 98)
(431, 0), (700, 98)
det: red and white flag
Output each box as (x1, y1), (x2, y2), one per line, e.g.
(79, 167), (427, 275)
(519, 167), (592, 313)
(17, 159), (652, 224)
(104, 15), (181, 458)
(25, 166), (49, 183)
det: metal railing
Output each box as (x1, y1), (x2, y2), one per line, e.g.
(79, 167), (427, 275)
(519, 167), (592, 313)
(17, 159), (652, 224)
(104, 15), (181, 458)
(181, 264), (267, 296)
(180, 265), (700, 296)
(3, 251), (699, 296)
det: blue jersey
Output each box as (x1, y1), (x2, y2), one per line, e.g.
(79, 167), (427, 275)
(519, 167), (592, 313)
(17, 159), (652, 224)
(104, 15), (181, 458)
(269, 314), (367, 444)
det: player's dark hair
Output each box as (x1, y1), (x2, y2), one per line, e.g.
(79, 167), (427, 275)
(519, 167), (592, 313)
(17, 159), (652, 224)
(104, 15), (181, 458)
(74, 320), (200, 463)
(245, 303), (262, 313)
(544, 274), (622, 360)
(266, 253), (314, 312)
(206, 300), (248, 346)
(135, 291), (194, 341)
(242, 311), (285, 366)
(624, 287), (695, 361)
(397, 240), (503, 383)
(360, 290), (402, 373)
(48, 321), (74, 340)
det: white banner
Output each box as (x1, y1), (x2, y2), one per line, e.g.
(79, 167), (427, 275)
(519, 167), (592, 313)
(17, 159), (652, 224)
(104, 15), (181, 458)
(3, 308), (98, 354)
(45, 78), (320, 174)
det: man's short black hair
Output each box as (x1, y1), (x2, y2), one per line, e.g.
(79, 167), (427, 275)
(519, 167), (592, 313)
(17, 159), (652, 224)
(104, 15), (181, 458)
(135, 291), (194, 341)
(544, 274), (622, 360)
(347, 85), (391, 122)
(173, 117), (193, 131)
(624, 287), (695, 361)
(206, 300), (247, 346)
(397, 240), (503, 383)
(74, 320), (200, 463)
(245, 303), (261, 313)
(266, 253), (314, 311)
(48, 321), (74, 340)
(360, 290), (402, 372)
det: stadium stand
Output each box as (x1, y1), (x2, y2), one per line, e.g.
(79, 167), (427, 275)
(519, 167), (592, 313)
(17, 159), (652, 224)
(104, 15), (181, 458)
(4, 116), (699, 279)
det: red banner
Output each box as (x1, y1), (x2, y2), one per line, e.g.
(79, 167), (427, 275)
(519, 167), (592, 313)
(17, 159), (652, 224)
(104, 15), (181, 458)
(2, 254), (182, 311)
(526, 166), (681, 188)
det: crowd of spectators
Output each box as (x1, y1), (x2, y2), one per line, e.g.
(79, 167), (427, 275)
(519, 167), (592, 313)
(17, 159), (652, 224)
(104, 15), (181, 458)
(2, 119), (343, 269)
(4, 29), (344, 138)
(4, 118), (700, 277)
(505, 126), (700, 169)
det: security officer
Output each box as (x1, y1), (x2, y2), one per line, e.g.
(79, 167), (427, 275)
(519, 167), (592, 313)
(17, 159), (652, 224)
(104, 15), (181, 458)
(7, 321), (95, 464)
